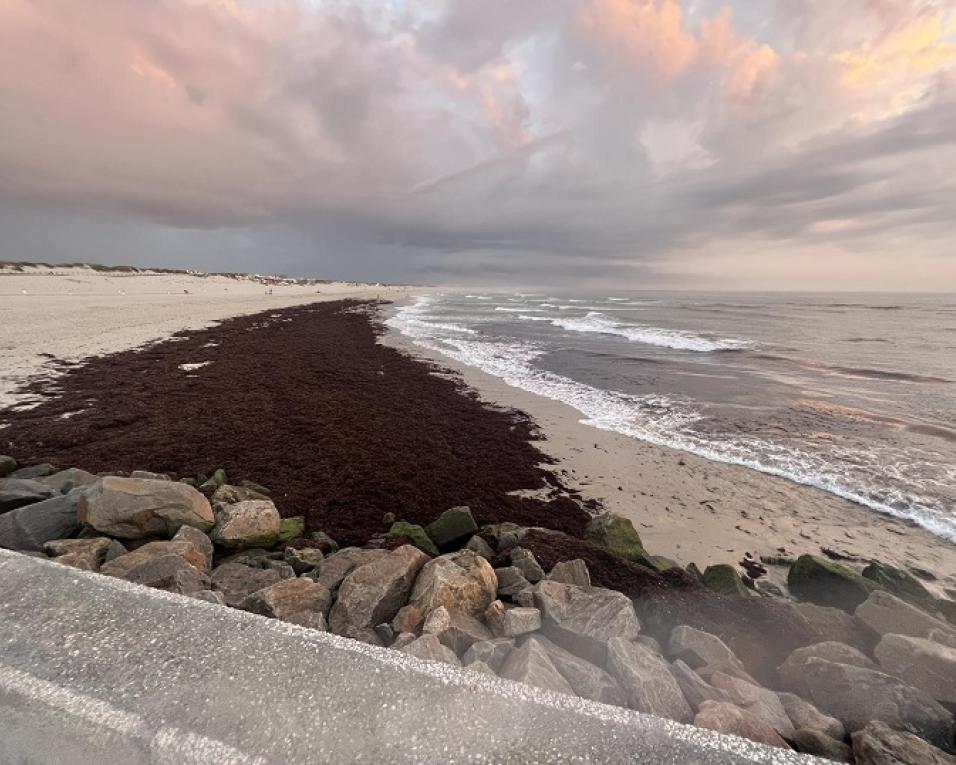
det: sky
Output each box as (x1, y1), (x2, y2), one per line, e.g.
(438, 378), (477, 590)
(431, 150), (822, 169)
(1, 0), (955, 289)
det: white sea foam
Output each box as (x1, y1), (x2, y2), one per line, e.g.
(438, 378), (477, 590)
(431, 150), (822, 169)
(495, 306), (541, 313)
(518, 314), (552, 322)
(387, 297), (956, 544)
(550, 312), (750, 352)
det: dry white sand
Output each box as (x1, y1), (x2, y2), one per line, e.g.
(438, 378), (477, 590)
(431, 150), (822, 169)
(0, 265), (413, 409)
(385, 311), (956, 596)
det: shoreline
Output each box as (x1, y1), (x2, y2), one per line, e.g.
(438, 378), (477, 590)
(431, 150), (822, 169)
(382, 298), (956, 596)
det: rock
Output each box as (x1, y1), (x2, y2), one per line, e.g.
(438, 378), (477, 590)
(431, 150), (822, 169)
(462, 638), (515, 671)
(0, 456), (16, 478)
(502, 607), (541, 637)
(465, 535), (494, 559)
(211, 562), (290, 607)
(209, 499), (281, 550)
(484, 599), (507, 636)
(200, 468), (227, 493)
(495, 566), (531, 598)
(308, 531), (339, 554)
(44, 537), (112, 571)
(778, 691), (845, 741)
(668, 625), (749, 677)
(39, 468), (99, 494)
(410, 550), (497, 619)
(531, 635), (624, 705)
(793, 728), (852, 762)
(239, 577), (332, 628)
(283, 546), (325, 574)
(702, 564), (750, 597)
(607, 637), (693, 723)
(794, 601), (878, 647)
(422, 605), (492, 654)
(686, 562), (704, 581)
(277, 516), (305, 543)
(513, 587), (536, 608)
(210, 484), (269, 507)
(374, 622), (395, 645)
(647, 555), (681, 573)
(852, 720), (956, 765)
(9, 463), (57, 479)
(307, 547), (388, 593)
(788, 554), (877, 612)
(239, 479), (271, 496)
(636, 635), (663, 655)
(123, 553), (210, 594)
(929, 628), (956, 649)
(190, 589), (227, 606)
(391, 632), (417, 651)
(330, 545), (430, 635)
(464, 660), (497, 677)
(101, 538), (210, 578)
(510, 547), (544, 583)
(801, 658), (954, 749)
(669, 660), (727, 711)
(695, 701), (790, 749)
(534, 580), (641, 664)
(755, 580), (786, 598)
(708, 672), (794, 739)
(480, 522), (525, 552)
(387, 522), (439, 557)
(875, 633), (956, 704)
(856, 590), (953, 639)
(0, 478), (58, 514)
(171, 525), (214, 570)
(399, 634), (460, 666)
(424, 506), (478, 548)
(105, 539), (128, 562)
(391, 604), (423, 635)
(778, 641), (877, 695)
(129, 470), (170, 481)
(547, 559), (591, 588)
(583, 512), (649, 565)
(862, 561), (933, 603)
(499, 636), (574, 695)
(0, 489), (83, 551)
(77, 477), (214, 539)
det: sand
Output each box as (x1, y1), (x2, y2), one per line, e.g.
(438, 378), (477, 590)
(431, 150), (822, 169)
(384, 305), (956, 597)
(0, 265), (413, 410)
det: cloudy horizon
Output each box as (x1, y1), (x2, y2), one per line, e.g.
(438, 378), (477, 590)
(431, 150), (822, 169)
(1, 0), (954, 290)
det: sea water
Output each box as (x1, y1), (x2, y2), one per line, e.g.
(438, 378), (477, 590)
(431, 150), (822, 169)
(389, 291), (956, 544)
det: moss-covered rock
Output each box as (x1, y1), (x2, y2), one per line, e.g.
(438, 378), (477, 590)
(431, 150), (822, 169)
(862, 561), (932, 603)
(424, 506), (478, 548)
(277, 516), (305, 543)
(647, 555), (681, 573)
(702, 564), (750, 597)
(787, 554), (877, 612)
(200, 468), (227, 493)
(686, 562), (704, 582)
(584, 513), (651, 566)
(388, 521), (439, 557)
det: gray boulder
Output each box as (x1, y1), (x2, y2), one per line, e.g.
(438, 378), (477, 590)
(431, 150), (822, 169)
(801, 658), (954, 749)
(171, 525), (214, 571)
(778, 641), (877, 696)
(0, 478), (58, 514)
(8, 464), (56, 479)
(495, 566), (531, 598)
(607, 637), (693, 723)
(694, 701), (789, 749)
(499, 636), (574, 695)
(77, 477), (214, 539)
(856, 590), (953, 639)
(531, 635), (624, 706)
(283, 546), (325, 575)
(534, 580), (641, 664)
(239, 577), (331, 629)
(669, 660), (727, 711)
(464, 660), (497, 677)
(793, 729), (852, 762)
(547, 559), (591, 588)
(875, 633), (956, 704)
(852, 720), (956, 765)
(190, 590), (227, 606)
(708, 672), (794, 739)
(44, 537), (112, 571)
(211, 561), (290, 607)
(510, 547), (545, 583)
(391, 604), (424, 635)
(668, 625), (749, 677)
(424, 506), (477, 547)
(101, 537), (211, 578)
(410, 549), (498, 619)
(399, 634), (460, 666)
(929, 628), (956, 649)
(209, 499), (281, 550)
(122, 553), (211, 594)
(464, 535), (494, 559)
(308, 547), (389, 593)
(778, 691), (845, 741)
(462, 638), (515, 671)
(39, 468), (98, 494)
(129, 470), (171, 481)
(0, 488), (84, 551)
(0, 456), (16, 478)
(422, 605), (492, 654)
(330, 545), (429, 635)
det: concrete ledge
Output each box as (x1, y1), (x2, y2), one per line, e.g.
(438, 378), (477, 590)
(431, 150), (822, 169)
(0, 550), (814, 763)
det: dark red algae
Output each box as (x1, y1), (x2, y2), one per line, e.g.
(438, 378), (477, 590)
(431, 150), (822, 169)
(0, 301), (591, 546)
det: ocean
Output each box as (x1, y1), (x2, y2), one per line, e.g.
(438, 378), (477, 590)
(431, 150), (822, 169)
(388, 291), (956, 544)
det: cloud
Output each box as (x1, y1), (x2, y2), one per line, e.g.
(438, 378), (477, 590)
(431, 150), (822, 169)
(0, 0), (953, 288)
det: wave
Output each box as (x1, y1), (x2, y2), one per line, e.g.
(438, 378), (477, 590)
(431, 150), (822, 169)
(387, 299), (956, 544)
(495, 306), (541, 313)
(518, 314), (552, 322)
(550, 312), (750, 352)
(829, 366), (952, 384)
